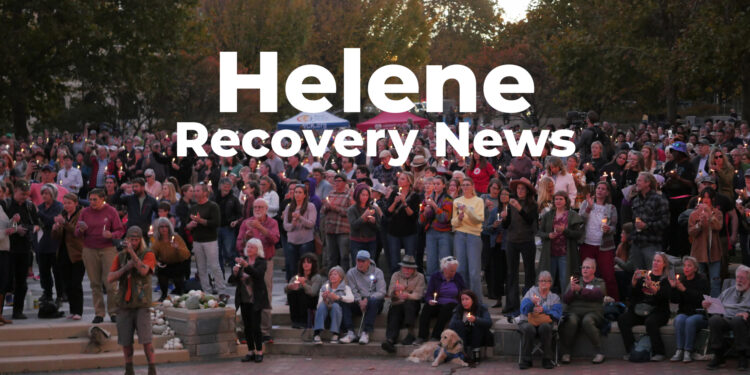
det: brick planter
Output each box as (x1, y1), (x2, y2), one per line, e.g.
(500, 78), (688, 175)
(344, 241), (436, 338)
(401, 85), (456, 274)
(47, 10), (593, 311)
(164, 307), (237, 358)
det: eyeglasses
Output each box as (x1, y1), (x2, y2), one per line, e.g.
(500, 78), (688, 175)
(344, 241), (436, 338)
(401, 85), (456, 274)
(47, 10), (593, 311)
(539, 279), (553, 283)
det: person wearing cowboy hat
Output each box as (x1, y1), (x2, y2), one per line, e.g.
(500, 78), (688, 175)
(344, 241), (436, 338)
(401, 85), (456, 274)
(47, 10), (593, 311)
(502, 177), (538, 314)
(662, 140), (697, 257)
(381, 255), (426, 353)
(409, 155), (427, 184)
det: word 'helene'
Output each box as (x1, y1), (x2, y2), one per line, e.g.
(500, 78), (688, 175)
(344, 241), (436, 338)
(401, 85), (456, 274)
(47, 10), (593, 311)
(219, 48), (534, 114)
(176, 123), (575, 165)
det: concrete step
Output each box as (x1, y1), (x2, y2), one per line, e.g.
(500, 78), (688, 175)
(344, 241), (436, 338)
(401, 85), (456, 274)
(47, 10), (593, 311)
(271, 326), (390, 342)
(0, 348), (189, 373)
(238, 338), (415, 357)
(0, 335), (171, 357)
(0, 321), (118, 341)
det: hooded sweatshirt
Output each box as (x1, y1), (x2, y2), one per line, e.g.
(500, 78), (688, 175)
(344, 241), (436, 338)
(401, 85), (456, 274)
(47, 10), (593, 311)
(345, 260), (386, 300)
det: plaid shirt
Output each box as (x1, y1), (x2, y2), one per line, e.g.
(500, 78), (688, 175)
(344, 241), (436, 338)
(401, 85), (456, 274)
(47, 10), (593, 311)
(631, 190), (669, 246)
(322, 189), (350, 234)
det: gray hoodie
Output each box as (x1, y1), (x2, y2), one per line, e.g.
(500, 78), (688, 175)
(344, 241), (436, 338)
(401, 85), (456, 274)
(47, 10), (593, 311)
(345, 260), (386, 300)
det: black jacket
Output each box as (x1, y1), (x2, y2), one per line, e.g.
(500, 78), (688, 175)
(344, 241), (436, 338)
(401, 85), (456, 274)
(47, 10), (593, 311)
(228, 257), (270, 311)
(112, 191), (158, 234)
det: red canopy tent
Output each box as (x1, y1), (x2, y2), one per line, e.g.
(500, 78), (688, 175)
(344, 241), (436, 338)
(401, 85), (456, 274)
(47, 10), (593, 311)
(355, 112), (431, 131)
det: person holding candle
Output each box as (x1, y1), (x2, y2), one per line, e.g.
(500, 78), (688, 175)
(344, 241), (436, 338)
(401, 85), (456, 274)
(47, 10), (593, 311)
(229, 238), (269, 363)
(322, 173), (352, 270)
(420, 175), (454, 280)
(543, 156), (577, 204)
(618, 252), (672, 361)
(186, 183), (225, 295)
(282, 184), (317, 282)
(662, 141), (698, 257)
(381, 255), (426, 352)
(417, 256), (466, 345)
(518, 271), (562, 370)
(579, 181), (619, 300)
(347, 183), (381, 270)
(538, 190), (584, 294)
(149, 217), (190, 301)
(448, 289), (492, 367)
(384, 171), (421, 273)
(628, 172), (670, 270)
(51, 193), (84, 320)
(559, 258), (609, 364)
(35, 183), (64, 305)
(285, 253), (324, 329)
(312, 266), (353, 344)
(536, 176), (555, 216)
(111, 177), (158, 241)
(503, 177), (539, 315)
(76, 188), (124, 323)
(709, 147), (735, 200)
(452, 177), (485, 303)
(480, 179), (502, 299)
(669, 256), (710, 363)
(484, 187), (511, 308)
(687, 187), (724, 297)
(340, 250), (386, 344)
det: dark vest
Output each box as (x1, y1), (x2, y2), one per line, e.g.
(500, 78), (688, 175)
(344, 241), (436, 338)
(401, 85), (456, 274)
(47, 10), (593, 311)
(116, 248), (153, 309)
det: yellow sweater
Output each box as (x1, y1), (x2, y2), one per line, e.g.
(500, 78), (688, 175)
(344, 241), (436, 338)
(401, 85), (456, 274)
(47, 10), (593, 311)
(451, 195), (484, 236)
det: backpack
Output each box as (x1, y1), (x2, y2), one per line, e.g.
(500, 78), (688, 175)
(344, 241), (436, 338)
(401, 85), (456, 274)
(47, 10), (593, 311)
(629, 335), (652, 362)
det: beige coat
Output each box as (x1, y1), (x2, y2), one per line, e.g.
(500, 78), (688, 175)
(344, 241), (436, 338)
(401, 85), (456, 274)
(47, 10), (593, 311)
(688, 205), (723, 263)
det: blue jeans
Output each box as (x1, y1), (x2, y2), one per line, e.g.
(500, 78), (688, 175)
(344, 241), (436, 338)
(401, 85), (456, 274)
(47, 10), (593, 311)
(549, 255), (568, 293)
(425, 229), (453, 279)
(284, 241), (314, 282)
(342, 297), (384, 334)
(674, 313), (708, 351)
(386, 234), (418, 273)
(454, 231), (483, 304)
(700, 261), (722, 297)
(350, 239), (377, 269)
(217, 226), (237, 271)
(314, 301), (344, 334)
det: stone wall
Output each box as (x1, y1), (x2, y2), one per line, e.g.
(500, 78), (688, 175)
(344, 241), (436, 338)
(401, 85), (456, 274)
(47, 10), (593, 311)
(164, 307), (238, 358)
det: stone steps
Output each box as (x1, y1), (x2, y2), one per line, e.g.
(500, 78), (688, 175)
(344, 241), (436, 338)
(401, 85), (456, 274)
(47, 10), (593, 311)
(0, 335), (171, 357)
(0, 349), (189, 373)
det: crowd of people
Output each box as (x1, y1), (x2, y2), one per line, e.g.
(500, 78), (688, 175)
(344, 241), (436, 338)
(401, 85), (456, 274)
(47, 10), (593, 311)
(0, 110), (750, 370)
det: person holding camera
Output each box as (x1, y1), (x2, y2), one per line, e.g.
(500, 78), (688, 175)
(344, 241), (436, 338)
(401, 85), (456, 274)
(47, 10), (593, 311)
(107, 226), (157, 375)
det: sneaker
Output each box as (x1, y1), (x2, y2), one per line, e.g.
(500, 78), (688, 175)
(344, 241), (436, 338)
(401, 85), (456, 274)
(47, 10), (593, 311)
(683, 351), (693, 363)
(560, 354), (571, 364)
(670, 349), (684, 362)
(330, 334), (339, 344)
(359, 331), (369, 345)
(313, 335), (322, 345)
(592, 353), (605, 364)
(339, 331), (356, 344)
(650, 354), (665, 362)
(92, 316), (104, 324)
(401, 333), (415, 346)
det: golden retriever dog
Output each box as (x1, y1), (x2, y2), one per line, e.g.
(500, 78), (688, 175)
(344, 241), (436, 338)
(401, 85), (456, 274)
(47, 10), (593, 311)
(406, 329), (468, 367)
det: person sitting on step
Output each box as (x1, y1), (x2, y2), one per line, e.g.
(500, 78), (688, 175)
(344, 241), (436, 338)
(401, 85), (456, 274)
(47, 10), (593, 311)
(381, 255), (426, 353)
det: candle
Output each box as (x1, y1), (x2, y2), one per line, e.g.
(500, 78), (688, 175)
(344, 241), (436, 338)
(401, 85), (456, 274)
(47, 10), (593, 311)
(149, 224), (153, 234)
(497, 212), (500, 220)
(102, 218), (108, 235)
(171, 235), (175, 243)
(325, 283), (330, 292)
(433, 292), (437, 301)
(419, 203), (423, 211)
(676, 274), (680, 280)
(295, 275), (300, 284)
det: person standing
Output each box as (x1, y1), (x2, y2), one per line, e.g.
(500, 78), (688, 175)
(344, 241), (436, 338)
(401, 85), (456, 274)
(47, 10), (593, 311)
(451, 178), (485, 303)
(52, 193), (85, 320)
(629, 172), (670, 270)
(76, 188), (125, 323)
(186, 183), (225, 294)
(213, 178), (242, 271)
(6, 180), (42, 319)
(231, 238), (269, 363)
(36, 184), (64, 304)
(106, 226), (157, 375)
(322, 174), (351, 270)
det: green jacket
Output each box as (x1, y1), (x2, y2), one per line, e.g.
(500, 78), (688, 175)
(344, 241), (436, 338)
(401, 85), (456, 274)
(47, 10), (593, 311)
(537, 209), (584, 278)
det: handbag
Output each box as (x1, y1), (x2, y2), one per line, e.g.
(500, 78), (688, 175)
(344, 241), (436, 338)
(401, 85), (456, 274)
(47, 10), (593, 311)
(634, 303), (655, 317)
(527, 312), (552, 326)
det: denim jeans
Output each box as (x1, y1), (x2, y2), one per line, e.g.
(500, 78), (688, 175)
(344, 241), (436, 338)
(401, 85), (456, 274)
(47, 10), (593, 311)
(326, 233), (350, 271)
(284, 241), (314, 282)
(454, 231), (483, 304)
(549, 255), (568, 293)
(217, 226), (237, 271)
(314, 300), (344, 334)
(425, 229), (453, 280)
(674, 313), (708, 351)
(386, 234), (418, 273)
(341, 297), (384, 334)
(629, 243), (659, 271)
(700, 261), (722, 297)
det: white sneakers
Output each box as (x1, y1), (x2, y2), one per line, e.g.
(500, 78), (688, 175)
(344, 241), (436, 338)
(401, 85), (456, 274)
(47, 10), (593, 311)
(313, 335), (322, 345)
(671, 349), (684, 362)
(359, 331), (369, 345)
(339, 331), (357, 344)
(683, 351), (693, 363)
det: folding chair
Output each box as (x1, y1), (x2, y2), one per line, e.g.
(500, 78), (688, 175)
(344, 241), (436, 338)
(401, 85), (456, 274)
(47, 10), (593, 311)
(516, 324), (559, 366)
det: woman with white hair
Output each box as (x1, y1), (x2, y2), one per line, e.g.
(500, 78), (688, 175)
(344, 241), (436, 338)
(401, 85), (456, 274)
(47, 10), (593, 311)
(312, 266), (353, 344)
(416, 256), (467, 345)
(230, 238), (270, 363)
(150, 217), (191, 301)
(518, 271), (562, 370)
(36, 183), (63, 304)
